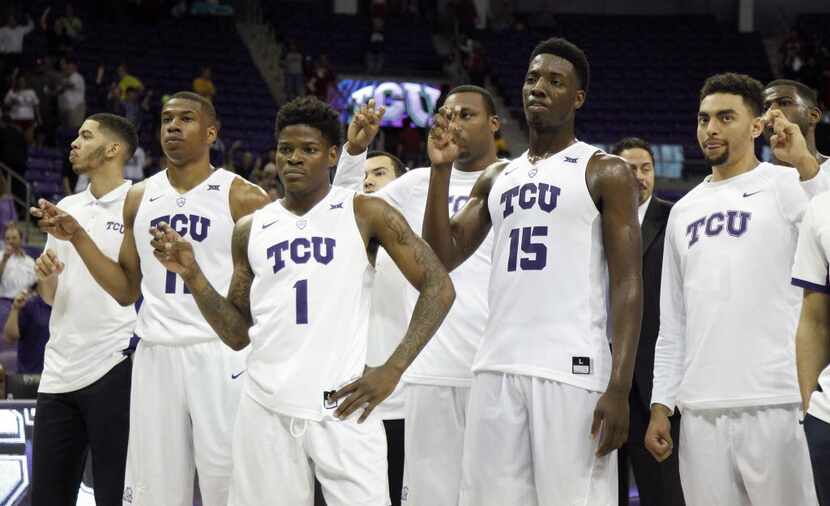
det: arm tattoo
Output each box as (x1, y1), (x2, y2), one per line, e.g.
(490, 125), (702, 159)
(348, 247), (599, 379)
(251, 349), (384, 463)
(383, 205), (410, 246)
(386, 229), (455, 371)
(185, 219), (254, 350)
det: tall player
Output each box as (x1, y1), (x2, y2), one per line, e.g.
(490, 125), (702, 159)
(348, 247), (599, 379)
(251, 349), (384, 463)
(148, 96), (455, 506)
(32, 91), (270, 506)
(422, 38), (643, 505)
(336, 85), (502, 506)
(30, 113), (136, 506)
(646, 73), (828, 506)
(763, 79), (829, 171)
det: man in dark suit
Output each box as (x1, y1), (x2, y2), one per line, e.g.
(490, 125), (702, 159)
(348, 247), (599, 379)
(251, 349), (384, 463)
(612, 138), (685, 506)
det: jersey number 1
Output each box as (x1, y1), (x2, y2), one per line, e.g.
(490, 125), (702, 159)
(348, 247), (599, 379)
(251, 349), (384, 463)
(294, 279), (308, 324)
(507, 226), (548, 272)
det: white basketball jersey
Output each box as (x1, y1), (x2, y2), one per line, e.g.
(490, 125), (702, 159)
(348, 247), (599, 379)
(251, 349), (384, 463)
(481, 141), (611, 393)
(134, 168), (238, 345)
(245, 186), (374, 421)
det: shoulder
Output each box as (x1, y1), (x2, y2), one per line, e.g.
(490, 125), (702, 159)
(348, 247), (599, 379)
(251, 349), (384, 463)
(587, 152), (630, 177)
(55, 192), (84, 210)
(123, 179), (148, 223)
(808, 190), (830, 215)
(230, 176), (270, 220)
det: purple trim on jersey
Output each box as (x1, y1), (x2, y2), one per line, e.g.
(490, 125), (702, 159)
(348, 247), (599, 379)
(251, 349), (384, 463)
(792, 277), (830, 294)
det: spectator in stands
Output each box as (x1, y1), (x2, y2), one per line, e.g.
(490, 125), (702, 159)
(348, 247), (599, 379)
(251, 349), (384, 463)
(116, 63), (143, 99)
(193, 66), (216, 102)
(0, 13), (35, 77)
(464, 40), (488, 86)
(0, 178), (18, 239)
(117, 86), (148, 130)
(0, 223), (36, 329)
(306, 55), (337, 102)
(282, 40), (305, 100)
(29, 56), (62, 147)
(54, 3), (83, 50)
(396, 117), (424, 168)
(4, 75), (40, 145)
(494, 131), (510, 158)
(366, 18), (385, 74)
(4, 287), (50, 374)
(124, 145), (147, 183)
(210, 119), (227, 167)
(227, 140), (259, 180)
(57, 58), (86, 132)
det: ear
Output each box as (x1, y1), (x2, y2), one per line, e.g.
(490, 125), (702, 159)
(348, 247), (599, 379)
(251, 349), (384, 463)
(750, 115), (764, 139)
(106, 141), (121, 161)
(574, 90), (586, 110)
(206, 124), (218, 145)
(808, 106), (822, 128)
(489, 114), (502, 134)
(329, 144), (339, 168)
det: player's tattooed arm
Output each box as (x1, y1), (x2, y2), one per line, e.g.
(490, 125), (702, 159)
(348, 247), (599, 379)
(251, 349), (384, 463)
(586, 153), (643, 457)
(422, 106), (504, 271)
(230, 177), (271, 222)
(333, 195), (455, 422)
(150, 216), (254, 350)
(30, 182), (144, 306)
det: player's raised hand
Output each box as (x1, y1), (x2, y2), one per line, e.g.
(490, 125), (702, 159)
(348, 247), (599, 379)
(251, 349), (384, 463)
(150, 222), (198, 278)
(428, 106), (461, 168)
(31, 199), (82, 241)
(347, 98), (386, 153)
(644, 404), (674, 462)
(35, 249), (64, 280)
(764, 109), (812, 167)
(330, 364), (401, 423)
(590, 389), (630, 457)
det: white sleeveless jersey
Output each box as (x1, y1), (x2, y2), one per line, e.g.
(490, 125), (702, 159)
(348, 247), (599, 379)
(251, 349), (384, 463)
(480, 142), (611, 392)
(134, 168), (238, 345)
(245, 187), (374, 421)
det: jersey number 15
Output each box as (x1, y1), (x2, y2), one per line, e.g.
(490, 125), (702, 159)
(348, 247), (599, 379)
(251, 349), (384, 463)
(507, 226), (548, 272)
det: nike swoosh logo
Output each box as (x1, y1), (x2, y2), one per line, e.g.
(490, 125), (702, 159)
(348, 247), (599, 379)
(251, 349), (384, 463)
(149, 195), (163, 202)
(262, 220), (279, 229)
(231, 370), (246, 379)
(742, 190), (762, 198)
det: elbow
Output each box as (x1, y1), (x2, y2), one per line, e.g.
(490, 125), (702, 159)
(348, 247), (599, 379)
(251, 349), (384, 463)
(228, 334), (250, 351)
(442, 275), (456, 311)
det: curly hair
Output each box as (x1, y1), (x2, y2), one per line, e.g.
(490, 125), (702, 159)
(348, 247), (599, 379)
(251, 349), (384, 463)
(699, 73), (764, 116)
(275, 96), (342, 147)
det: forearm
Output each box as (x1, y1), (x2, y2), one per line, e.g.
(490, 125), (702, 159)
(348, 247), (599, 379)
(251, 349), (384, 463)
(385, 267), (455, 374)
(332, 143), (367, 189)
(4, 311), (19, 343)
(606, 275), (641, 394)
(796, 319), (830, 411)
(422, 166), (461, 269)
(183, 268), (251, 350)
(70, 230), (138, 305)
(794, 154), (821, 183)
(37, 276), (57, 306)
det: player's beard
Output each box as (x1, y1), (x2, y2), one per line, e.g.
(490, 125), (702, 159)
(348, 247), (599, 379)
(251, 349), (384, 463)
(704, 144), (730, 167)
(72, 145), (107, 175)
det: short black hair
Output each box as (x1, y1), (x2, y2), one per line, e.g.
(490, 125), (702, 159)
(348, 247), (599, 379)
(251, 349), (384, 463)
(610, 137), (655, 164)
(699, 73), (764, 116)
(275, 96), (342, 147)
(529, 37), (590, 92)
(444, 85), (497, 116)
(167, 91), (218, 125)
(368, 150), (406, 177)
(766, 79), (820, 109)
(87, 113), (138, 160)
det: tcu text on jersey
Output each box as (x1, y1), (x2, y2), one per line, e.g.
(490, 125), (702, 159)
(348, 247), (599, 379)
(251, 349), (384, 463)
(267, 237), (337, 274)
(499, 182), (562, 218)
(150, 214), (211, 242)
(686, 210), (752, 247)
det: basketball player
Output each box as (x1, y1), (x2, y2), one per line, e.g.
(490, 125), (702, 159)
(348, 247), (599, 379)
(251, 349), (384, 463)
(763, 79), (829, 171)
(32, 91), (270, 506)
(363, 151), (406, 194)
(421, 38), (643, 505)
(336, 85), (503, 506)
(148, 96), (455, 506)
(363, 148), (408, 506)
(30, 113), (136, 506)
(792, 191), (830, 506)
(646, 73), (828, 506)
